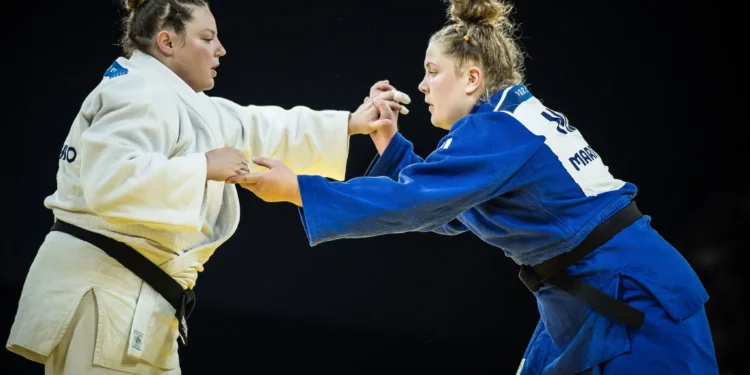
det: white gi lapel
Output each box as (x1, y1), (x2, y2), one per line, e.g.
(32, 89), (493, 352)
(121, 51), (223, 360)
(128, 51), (223, 149)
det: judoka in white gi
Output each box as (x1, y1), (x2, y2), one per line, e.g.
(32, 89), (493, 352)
(5, 0), (409, 374)
(228, 0), (720, 374)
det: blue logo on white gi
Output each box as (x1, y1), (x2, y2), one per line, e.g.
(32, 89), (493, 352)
(103, 61), (128, 79)
(542, 109), (576, 135)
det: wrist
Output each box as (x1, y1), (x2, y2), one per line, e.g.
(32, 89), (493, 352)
(370, 131), (396, 155)
(347, 113), (355, 136)
(204, 152), (212, 181)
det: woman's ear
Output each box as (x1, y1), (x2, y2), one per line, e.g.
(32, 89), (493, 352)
(156, 30), (177, 56)
(464, 65), (482, 95)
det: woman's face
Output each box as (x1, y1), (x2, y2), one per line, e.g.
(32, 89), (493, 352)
(160, 6), (227, 92)
(417, 42), (482, 130)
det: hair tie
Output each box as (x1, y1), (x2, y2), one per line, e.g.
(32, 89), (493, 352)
(455, 25), (469, 42)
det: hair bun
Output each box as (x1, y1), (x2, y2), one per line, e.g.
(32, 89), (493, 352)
(125, 0), (146, 11)
(448, 0), (512, 27)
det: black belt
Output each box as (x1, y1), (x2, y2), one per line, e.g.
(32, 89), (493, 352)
(51, 220), (196, 346)
(519, 201), (645, 330)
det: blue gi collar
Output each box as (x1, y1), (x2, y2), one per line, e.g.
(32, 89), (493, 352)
(470, 84), (533, 115)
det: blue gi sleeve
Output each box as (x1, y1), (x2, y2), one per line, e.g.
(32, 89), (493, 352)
(364, 133), (424, 180)
(297, 113), (545, 246)
(363, 133), (469, 236)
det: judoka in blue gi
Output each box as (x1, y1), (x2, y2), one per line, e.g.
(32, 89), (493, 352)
(228, 0), (719, 373)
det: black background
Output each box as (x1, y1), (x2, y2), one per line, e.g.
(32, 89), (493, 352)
(2, 0), (743, 373)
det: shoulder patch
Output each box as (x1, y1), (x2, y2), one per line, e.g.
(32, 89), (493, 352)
(440, 137), (453, 150)
(103, 61), (129, 79)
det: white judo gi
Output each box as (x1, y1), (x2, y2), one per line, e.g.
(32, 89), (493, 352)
(6, 50), (351, 374)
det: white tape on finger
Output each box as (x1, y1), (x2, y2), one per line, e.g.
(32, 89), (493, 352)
(392, 90), (411, 105)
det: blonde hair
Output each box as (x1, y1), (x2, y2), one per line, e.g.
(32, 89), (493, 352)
(430, 0), (525, 101)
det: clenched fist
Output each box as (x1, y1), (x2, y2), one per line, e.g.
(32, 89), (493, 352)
(205, 146), (249, 182)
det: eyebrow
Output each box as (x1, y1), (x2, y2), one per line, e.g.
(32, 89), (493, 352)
(200, 29), (216, 36)
(425, 62), (436, 69)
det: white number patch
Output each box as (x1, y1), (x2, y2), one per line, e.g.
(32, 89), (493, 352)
(498, 98), (625, 197)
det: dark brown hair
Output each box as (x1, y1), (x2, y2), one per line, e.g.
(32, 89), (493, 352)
(120, 0), (209, 56)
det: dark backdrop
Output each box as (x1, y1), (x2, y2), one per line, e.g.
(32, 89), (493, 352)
(2, 0), (743, 373)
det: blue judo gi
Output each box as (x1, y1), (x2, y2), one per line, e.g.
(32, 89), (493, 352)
(296, 85), (718, 374)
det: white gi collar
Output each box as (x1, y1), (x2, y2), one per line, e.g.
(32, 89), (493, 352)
(126, 50), (223, 148)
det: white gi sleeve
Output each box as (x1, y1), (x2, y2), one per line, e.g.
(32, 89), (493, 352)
(80, 79), (207, 232)
(211, 97), (350, 181)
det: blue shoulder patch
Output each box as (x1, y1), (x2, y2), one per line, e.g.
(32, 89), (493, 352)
(470, 84), (534, 115)
(103, 61), (128, 79)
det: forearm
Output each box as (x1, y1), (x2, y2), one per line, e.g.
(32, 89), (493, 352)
(370, 131), (395, 155)
(217, 98), (351, 181)
(297, 158), (502, 247)
(297, 175), (460, 246)
(261, 107), (350, 180)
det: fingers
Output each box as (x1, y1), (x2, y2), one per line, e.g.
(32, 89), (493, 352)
(369, 80), (393, 96)
(373, 90), (410, 115)
(386, 101), (406, 116)
(226, 172), (266, 184)
(373, 97), (396, 117)
(238, 156), (250, 174)
(385, 100), (403, 113)
(251, 157), (278, 169)
(392, 90), (411, 105)
(375, 90), (411, 105)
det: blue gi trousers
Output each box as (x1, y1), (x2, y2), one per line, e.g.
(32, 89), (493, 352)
(518, 217), (718, 375)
